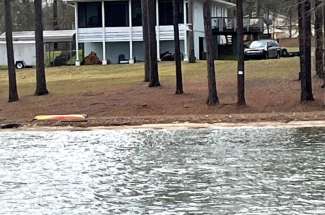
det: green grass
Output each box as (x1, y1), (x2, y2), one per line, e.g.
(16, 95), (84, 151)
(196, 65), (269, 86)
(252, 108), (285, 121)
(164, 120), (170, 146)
(286, 47), (300, 52)
(0, 58), (300, 98)
(0, 66), (7, 70)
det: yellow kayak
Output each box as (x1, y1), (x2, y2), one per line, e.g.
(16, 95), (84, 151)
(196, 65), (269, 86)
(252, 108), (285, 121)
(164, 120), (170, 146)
(34, 114), (88, 122)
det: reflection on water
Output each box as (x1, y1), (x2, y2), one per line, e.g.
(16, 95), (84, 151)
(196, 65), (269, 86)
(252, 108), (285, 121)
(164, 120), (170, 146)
(0, 127), (325, 214)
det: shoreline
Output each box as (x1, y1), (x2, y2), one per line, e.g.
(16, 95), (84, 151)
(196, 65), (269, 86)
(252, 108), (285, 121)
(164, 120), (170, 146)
(2, 111), (325, 130)
(14, 121), (325, 131)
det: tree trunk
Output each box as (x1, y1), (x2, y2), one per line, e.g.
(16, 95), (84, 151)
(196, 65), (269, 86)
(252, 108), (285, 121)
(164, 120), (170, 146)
(256, 0), (260, 17)
(53, 0), (59, 30)
(53, 0), (59, 49)
(147, 0), (160, 87)
(203, 0), (219, 105)
(141, 0), (150, 82)
(4, 0), (19, 102)
(315, 0), (323, 78)
(322, 0), (325, 88)
(188, 0), (196, 63)
(34, 0), (49, 96)
(301, 0), (314, 101)
(289, 9), (292, 39)
(173, 0), (184, 94)
(298, 1), (303, 80)
(237, 0), (246, 105)
(266, 9), (270, 35)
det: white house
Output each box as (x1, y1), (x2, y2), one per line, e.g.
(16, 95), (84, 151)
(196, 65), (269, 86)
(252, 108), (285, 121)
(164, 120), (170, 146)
(66, 0), (237, 65)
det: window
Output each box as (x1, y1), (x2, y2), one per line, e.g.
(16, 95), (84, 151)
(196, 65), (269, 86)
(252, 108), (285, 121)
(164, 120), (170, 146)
(159, 0), (183, 25)
(78, 2), (102, 28)
(132, 0), (142, 26)
(105, 1), (129, 27)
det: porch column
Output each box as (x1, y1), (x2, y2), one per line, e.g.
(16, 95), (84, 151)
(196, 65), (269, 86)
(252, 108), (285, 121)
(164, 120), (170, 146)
(183, 0), (188, 61)
(129, 0), (134, 64)
(102, 0), (107, 65)
(156, 0), (161, 61)
(75, 2), (80, 66)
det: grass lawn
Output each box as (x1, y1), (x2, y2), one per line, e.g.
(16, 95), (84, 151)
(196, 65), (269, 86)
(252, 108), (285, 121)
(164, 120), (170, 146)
(0, 57), (323, 124)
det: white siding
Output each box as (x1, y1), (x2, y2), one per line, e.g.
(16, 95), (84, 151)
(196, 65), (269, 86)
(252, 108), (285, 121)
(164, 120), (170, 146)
(192, 0), (230, 58)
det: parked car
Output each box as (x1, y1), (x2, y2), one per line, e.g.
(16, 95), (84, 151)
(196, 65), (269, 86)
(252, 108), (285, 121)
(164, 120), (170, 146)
(244, 39), (286, 60)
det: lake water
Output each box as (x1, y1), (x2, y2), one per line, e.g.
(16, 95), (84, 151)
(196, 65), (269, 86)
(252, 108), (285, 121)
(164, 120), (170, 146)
(0, 127), (325, 214)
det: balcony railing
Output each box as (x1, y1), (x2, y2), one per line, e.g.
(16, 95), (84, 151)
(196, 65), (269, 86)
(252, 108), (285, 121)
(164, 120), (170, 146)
(77, 25), (187, 43)
(211, 17), (264, 33)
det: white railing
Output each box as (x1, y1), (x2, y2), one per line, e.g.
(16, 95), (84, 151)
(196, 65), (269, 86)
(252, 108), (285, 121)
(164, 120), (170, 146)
(211, 17), (264, 33)
(78, 25), (186, 43)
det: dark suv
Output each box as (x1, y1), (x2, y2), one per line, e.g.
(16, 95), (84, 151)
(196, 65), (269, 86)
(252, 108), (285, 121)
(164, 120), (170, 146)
(244, 40), (283, 59)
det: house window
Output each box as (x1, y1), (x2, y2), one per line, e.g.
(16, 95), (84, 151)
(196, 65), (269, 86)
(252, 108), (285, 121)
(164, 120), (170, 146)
(159, 0), (183, 25)
(132, 0), (142, 26)
(78, 2), (102, 28)
(105, 1), (129, 27)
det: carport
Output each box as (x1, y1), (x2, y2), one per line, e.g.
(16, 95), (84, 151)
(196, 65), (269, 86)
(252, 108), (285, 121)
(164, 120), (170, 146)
(0, 30), (77, 68)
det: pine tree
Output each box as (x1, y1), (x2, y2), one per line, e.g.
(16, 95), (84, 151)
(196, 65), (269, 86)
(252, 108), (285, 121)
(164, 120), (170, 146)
(4, 0), (19, 102)
(34, 0), (49, 96)
(203, 0), (219, 105)
(173, 0), (184, 94)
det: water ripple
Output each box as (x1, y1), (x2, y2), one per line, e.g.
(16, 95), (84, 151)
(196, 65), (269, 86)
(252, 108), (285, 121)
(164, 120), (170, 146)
(0, 127), (324, 214)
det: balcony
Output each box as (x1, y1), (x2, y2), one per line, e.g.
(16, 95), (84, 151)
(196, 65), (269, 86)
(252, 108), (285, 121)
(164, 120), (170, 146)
(77, 25), (187, 43)
(211, 17), (264, 34)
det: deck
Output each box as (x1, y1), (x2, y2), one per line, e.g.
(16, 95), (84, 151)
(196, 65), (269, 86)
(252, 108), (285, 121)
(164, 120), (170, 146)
(211, 17), (264, 34)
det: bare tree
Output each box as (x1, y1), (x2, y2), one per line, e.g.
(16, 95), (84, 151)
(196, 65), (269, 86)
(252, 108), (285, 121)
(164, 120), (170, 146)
(4, 0), (19, 102)
(34, 0), (49, 96)
(173, 0), (184, 94)
(203, 0), (219, 105)
(141, 0), (150, 82)
(237, 0), (246, 105)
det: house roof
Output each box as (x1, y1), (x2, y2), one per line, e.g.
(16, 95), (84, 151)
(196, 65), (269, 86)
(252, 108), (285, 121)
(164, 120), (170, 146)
(213, 0), (236, 7)
(0, 30), (75, 43)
